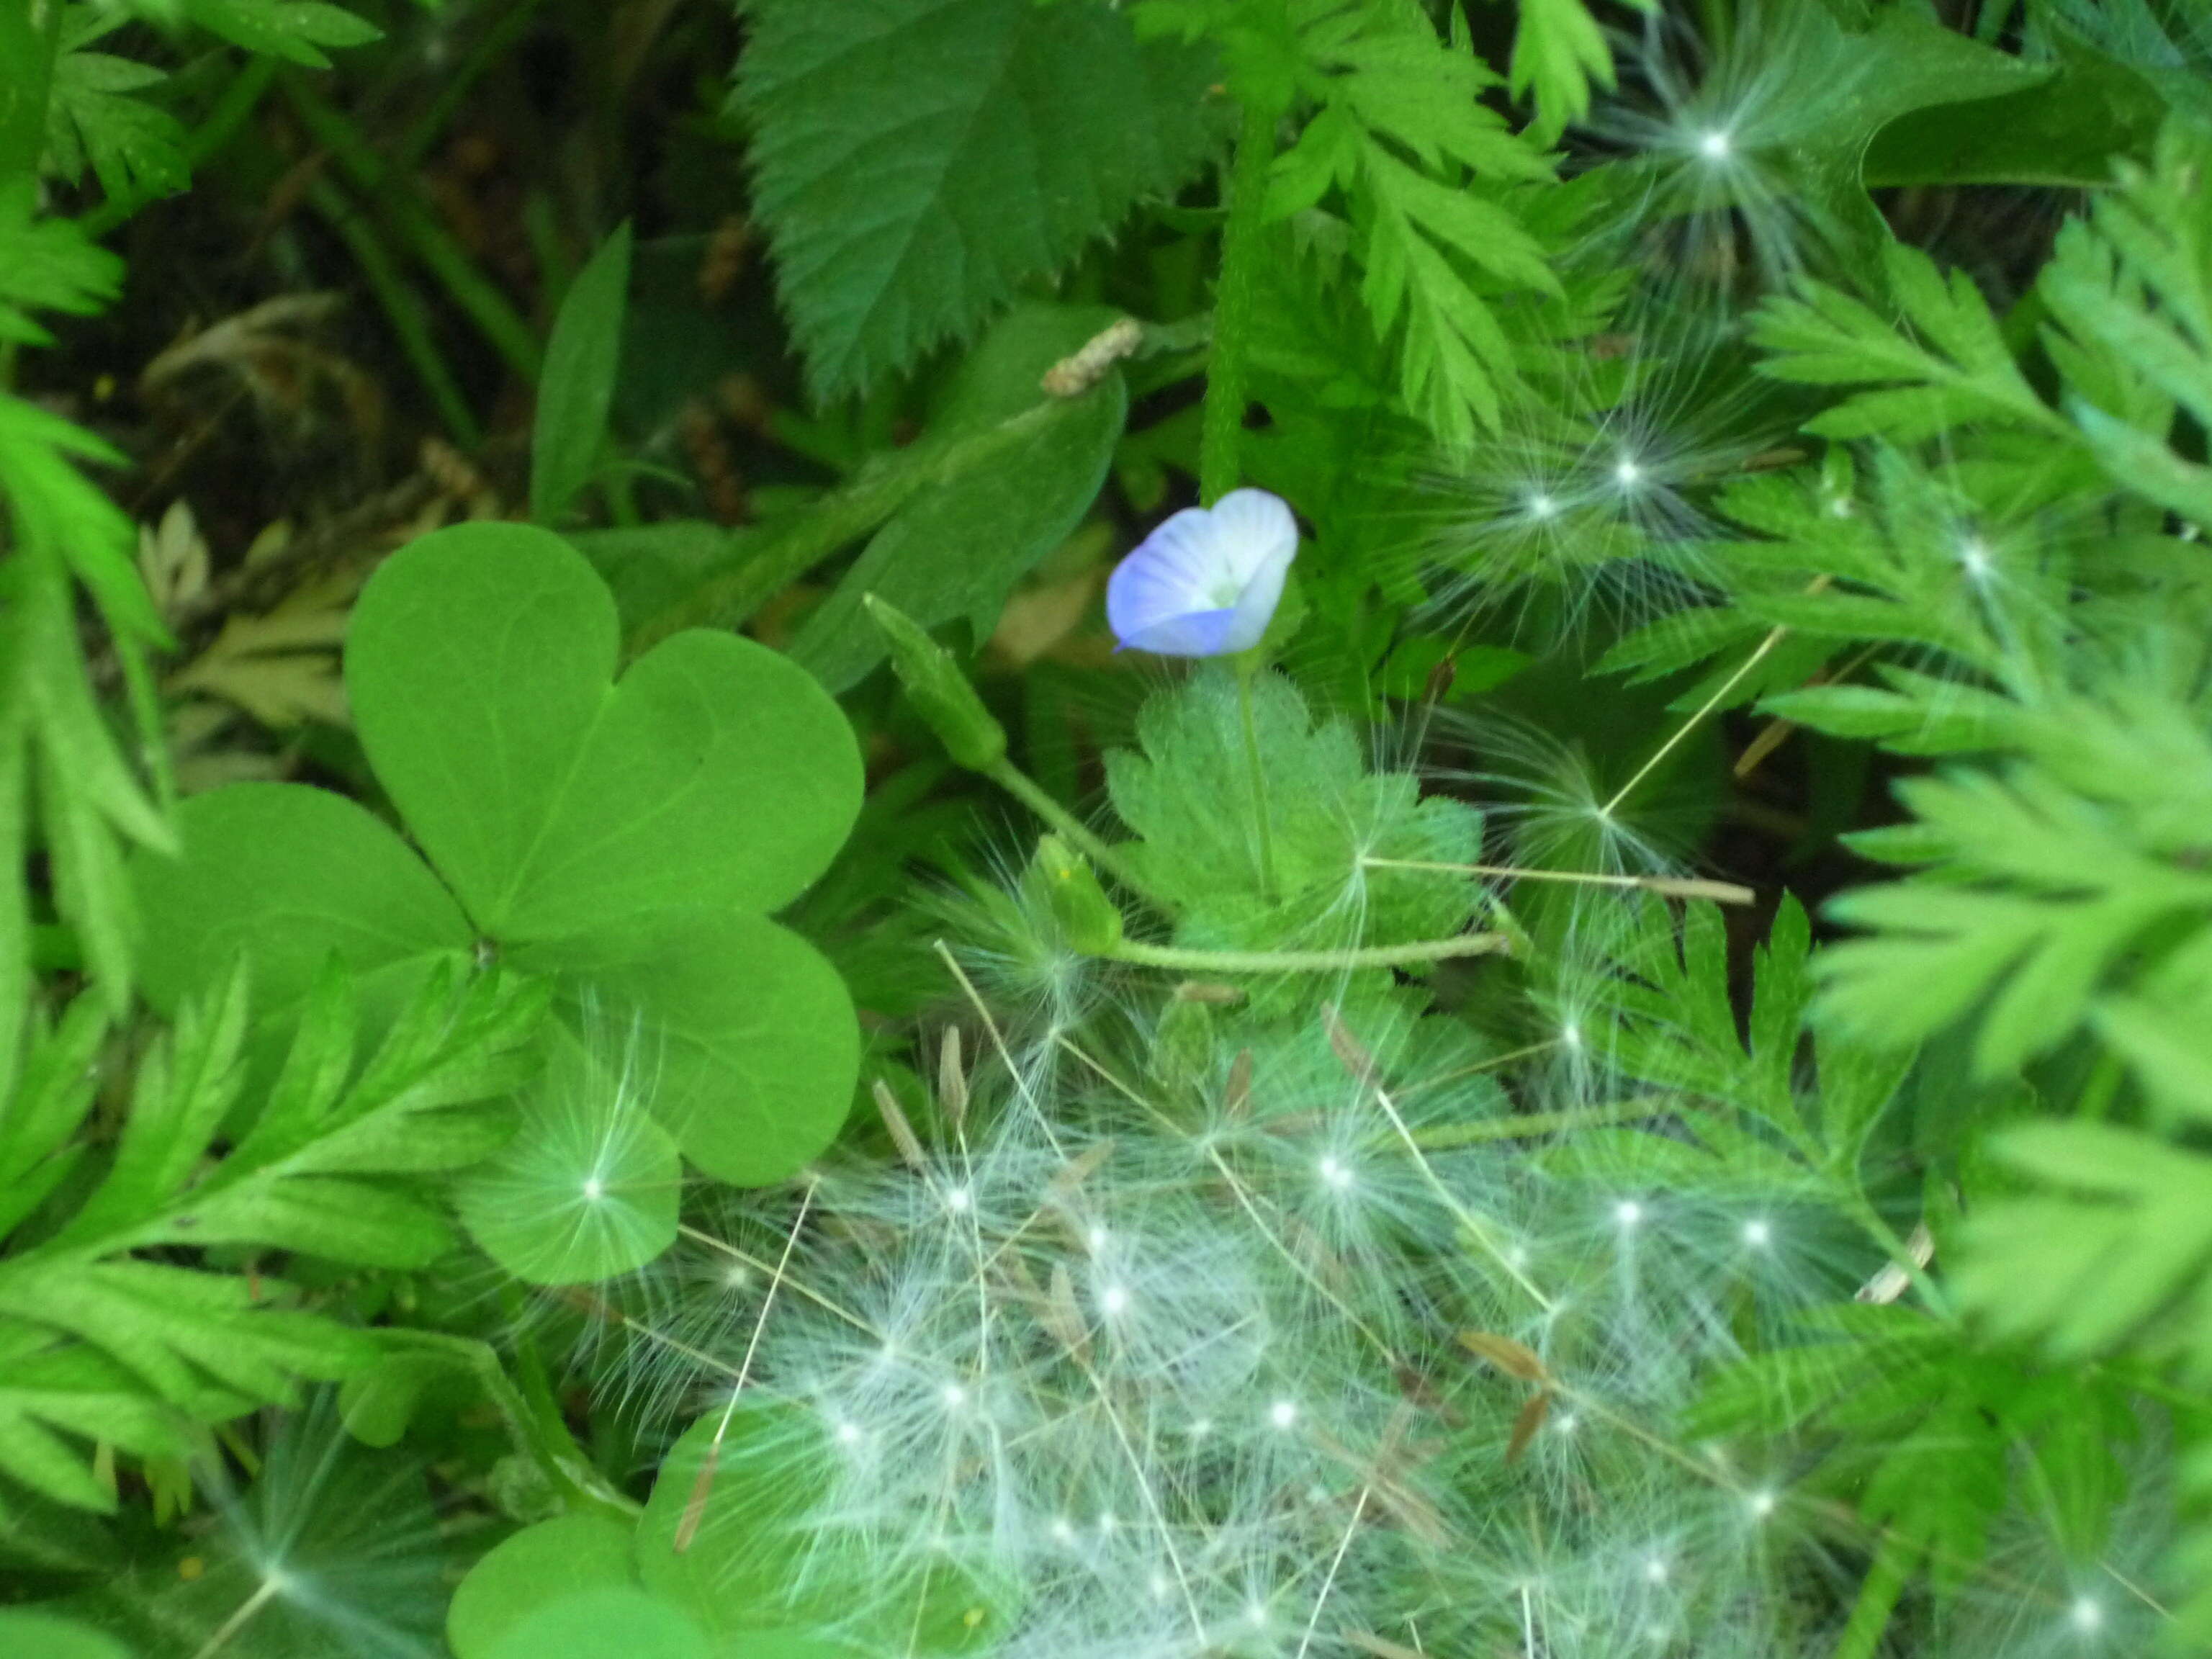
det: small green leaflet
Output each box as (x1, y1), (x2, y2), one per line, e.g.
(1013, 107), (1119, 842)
(533, 222), (633, 526)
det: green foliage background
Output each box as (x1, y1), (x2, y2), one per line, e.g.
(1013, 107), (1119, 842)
(3, 0), (2212, 1655)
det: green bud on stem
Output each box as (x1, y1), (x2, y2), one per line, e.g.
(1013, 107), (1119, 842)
(863, 593), (1007, 772)
(1024, 835), (1124, 956)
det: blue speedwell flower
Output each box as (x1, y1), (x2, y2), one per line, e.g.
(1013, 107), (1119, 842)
(1106, 487), (1298, 657)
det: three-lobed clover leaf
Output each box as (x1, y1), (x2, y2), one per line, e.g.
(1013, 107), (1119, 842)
(134, 522), (864, 1185)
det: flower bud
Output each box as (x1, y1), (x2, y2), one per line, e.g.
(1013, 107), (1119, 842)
(1023, 835), (1123, 956)
(864, 594), (1007, 772)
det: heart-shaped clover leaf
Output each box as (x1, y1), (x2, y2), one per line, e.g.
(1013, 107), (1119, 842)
(135, 523), (863, 1184)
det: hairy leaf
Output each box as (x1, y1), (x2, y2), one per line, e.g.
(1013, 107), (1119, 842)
(735, 0), (1220, 400)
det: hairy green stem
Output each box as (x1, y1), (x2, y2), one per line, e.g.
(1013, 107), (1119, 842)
(1105, 932), (1511, 974)
(1234, 657), (1280, 901)
(983, 758), (1169, 909)
(1198, 91), (1276, 507)
(1411, 1095), (1676, 1148)
(281, 76), (544, 383)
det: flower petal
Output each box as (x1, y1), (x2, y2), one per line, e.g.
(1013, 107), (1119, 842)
(1119, 606), (1242, 657)
(1106, 490), (1300, 657)
(1106, 506), (1220, 642)
(1206, 488), (1299, 585)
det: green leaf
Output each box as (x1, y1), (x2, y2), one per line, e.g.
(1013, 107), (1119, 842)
(135, 782), (475, 1027)
(485, 1588), (712, 1659)
(1817, 693), (2212, 1074)
(457, 1034), (682, 1285)
(1268, 4), (1556, 446)
(1863, 32), (2163, 189)
(1505, 0), (1625, 137)
(735, 0), (1220, 399)
(1754, 241), (2066, 442)
(1959, 1121), (2212, 1378)
(347, 523), (861, 934)
(0, 964), (544, 1508)
(516, 912), (858, 1187)
(0, 1610), (130, 1659)
(788, 304), (1126, 691)
(637, 1407), (999, 1653)
(533, 222), (634, 526)
(1106, 668), (1481, 985)
(44, 50), (189, 204)
(0, 186), (122, 346)
(450, 1514), (642, 1659)
(179, 0), (383, 68)
(140, 523), (863, 1183)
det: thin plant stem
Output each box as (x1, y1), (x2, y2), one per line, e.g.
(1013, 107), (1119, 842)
(1198, 91), (1277, 507)
(281, 76), (544, 383)
(1601, 577), (1833, 819)
(1236, 657), (1280, 901)
(1360, 856), (1754, 906)
(303, 177), (482, 446)
(1105, 932), (1510, 974)
(982, 757), (1169, 909)
(1409, 1095), (1676, 1148)
(1298, 1487), (1372, 1659)
(675, 1182), (816, 1554)
(397, 0), (561, 170)
(190, 1570), (285, 1659)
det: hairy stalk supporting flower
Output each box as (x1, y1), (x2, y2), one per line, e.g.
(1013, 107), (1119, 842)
(1234, 656), (1281, 902)
(1105, 933), (1511, 974)
(1361, 856), (1755, 906)
(1198, 91), (1277, 510)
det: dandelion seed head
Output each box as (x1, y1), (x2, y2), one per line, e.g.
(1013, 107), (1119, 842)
(1100, 1284), (1130, 1316)
(1747, 1489), (1776, 1519)
(1317, 1154), (1354, 1191)
(2071, 1597), (2105, 1634)
(581, 1176), (604, 1202)
(1268, 1399), (1298, 1430)
(1614, 1199), (1645, 1228)
(1740, 1218), (1772, 1249)
(1696, 128), (1733, 160)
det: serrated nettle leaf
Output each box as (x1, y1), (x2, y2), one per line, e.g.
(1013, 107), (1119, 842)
(735, 0), (1221, 400)
(790, 305), (1128, 692)
(533, 222), (633, 526)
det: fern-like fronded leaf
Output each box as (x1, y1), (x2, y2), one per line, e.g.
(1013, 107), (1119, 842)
(0, 961), (544, 1509)
(1755, 241), (2067, 441)
(1818, 692), (2212, 1074)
